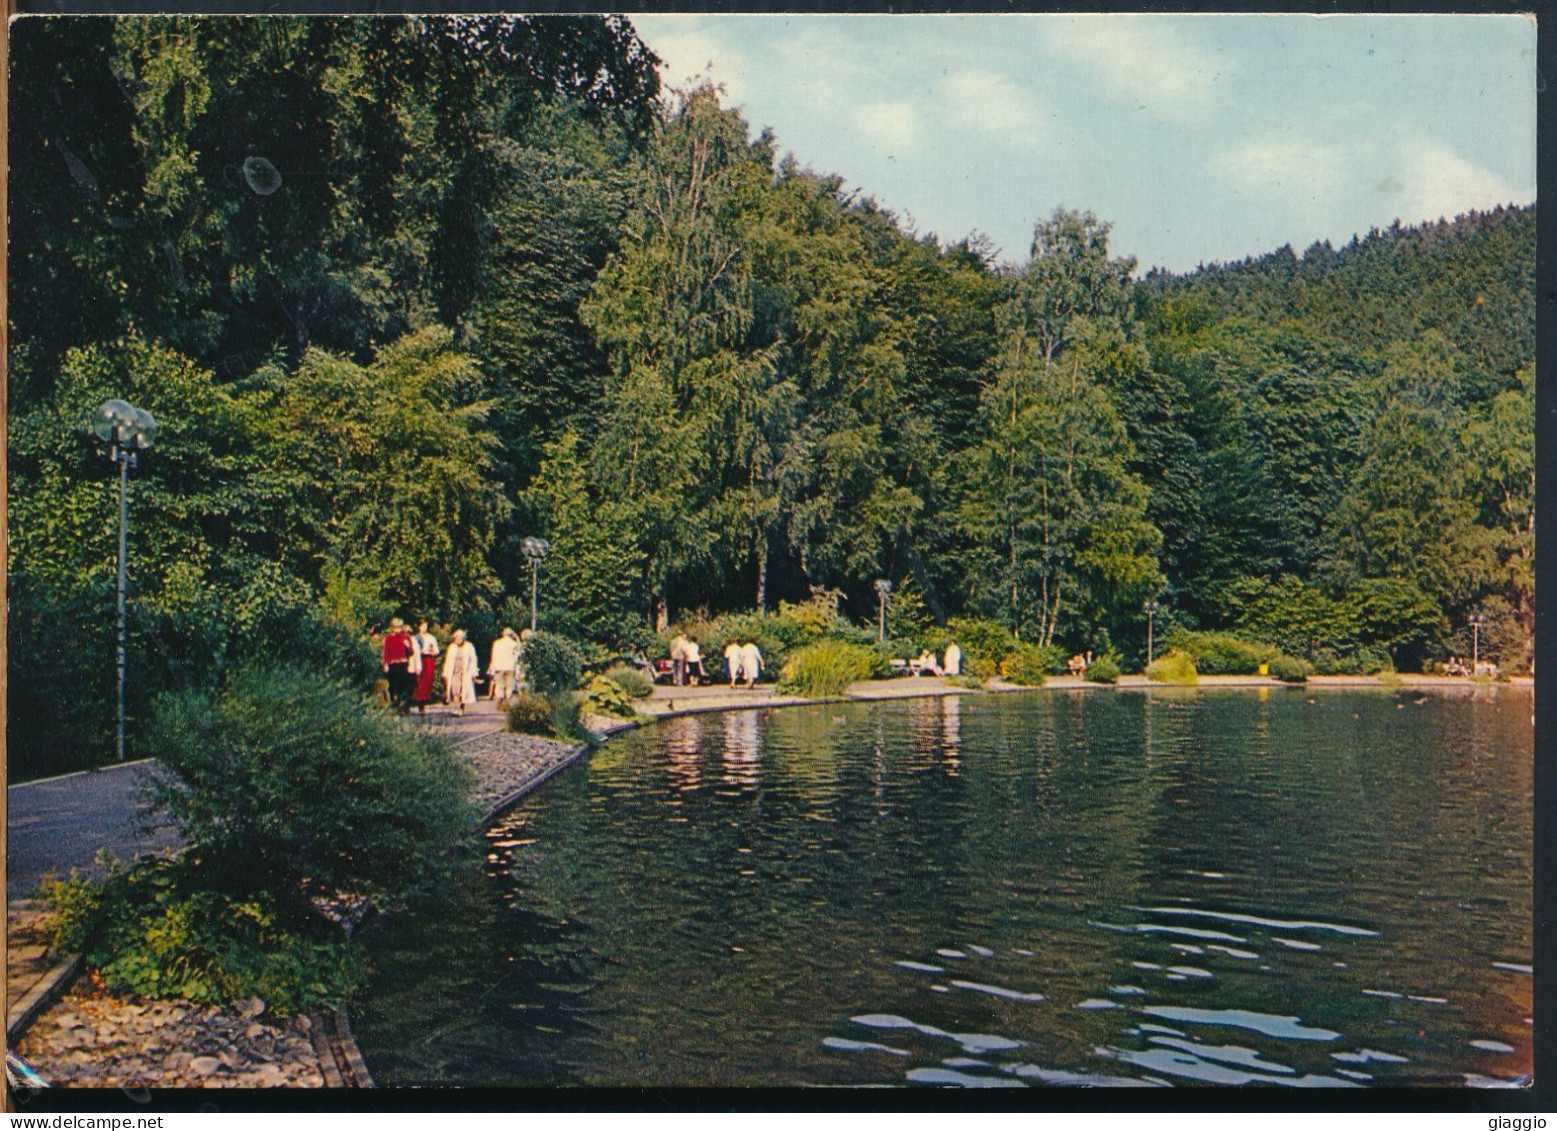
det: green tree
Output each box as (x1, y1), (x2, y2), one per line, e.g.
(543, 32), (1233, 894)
(954, 210), (1158, 645)
(260, 327), (508, 617)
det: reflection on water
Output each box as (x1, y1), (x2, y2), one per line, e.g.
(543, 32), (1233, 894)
(354, 688), (1532, 1089)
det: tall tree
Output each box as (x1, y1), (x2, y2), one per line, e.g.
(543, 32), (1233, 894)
(955, 210), (1158, 646)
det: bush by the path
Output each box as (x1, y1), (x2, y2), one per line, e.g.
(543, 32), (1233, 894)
(521, 631), (585, 697)
(1146, 649), (1199, 685)
(148, 662), (477, 908)
(1165, 630), (1279, 675)
(1269, 655), (1313, 683)
(1084, 655), (1121, 684)
(1000, 641), (1062, 686)
(603, 663), (653, 698)
(580, 674), (637, 719)
(777, 640), (881, 697)
(505, 692), (556, 735)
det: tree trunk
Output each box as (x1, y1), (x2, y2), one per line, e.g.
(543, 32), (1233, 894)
(755, 543), (768, 612)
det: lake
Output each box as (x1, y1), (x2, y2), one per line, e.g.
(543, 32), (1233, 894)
(353, 686), (1533, 1089)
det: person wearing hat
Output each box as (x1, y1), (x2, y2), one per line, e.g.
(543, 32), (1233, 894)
(443, 629), (480, 716)
(381, 618), (417, 715)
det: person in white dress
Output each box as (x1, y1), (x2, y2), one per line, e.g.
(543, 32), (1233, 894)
(725, 640), (745, 687)
(443, 629), (480, 715)
(737, 640), (763, 690)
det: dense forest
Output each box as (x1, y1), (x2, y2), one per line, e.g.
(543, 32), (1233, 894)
(9, 16), (1534, 774)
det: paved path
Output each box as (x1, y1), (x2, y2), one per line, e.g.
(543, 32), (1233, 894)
(7, 761), (183, 899)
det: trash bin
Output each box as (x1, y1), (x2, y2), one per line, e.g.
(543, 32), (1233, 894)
(1257, 663), (1269, 676)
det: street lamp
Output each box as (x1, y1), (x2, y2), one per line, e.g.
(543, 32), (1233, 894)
(90, 399), (158, 762)
(521, 537), (550, 633)
(874, 579), (892, 642)
(1143, 599), (1161, 666)
(1469, 613), (1485, 675)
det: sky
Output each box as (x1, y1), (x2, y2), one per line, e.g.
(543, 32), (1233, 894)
(626, 13), (1537, 274)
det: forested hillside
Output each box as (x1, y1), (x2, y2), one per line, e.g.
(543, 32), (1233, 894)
(8, 16), (1533, 774)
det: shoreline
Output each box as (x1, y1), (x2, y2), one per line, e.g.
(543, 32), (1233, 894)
(619, 669), (1532, 727)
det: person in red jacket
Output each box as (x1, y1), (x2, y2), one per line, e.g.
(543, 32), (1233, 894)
(382, 618), (416, 715)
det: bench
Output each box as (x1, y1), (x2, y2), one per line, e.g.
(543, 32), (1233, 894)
(651, 659), (710, 685)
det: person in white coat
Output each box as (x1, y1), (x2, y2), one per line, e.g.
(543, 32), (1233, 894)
(443, 629), (480, 715)
(943, 642), (962, 677)
(488, 627), (520, 702)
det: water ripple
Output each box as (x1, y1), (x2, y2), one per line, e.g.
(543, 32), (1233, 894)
(906, 1067), (1026, 1088)
(1135, 907), (1379, 937)
(949, 979), (1046, 1002)
(1139, 1006), (1341, 1041)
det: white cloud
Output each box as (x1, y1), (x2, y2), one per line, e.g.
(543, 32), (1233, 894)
(1045, 15), (1227, 123)
(1392, 139), (1522, 223)
(853, 101), (922, 156)
(942, 69), (1045, 148)
(1213, 140), (1347, 207)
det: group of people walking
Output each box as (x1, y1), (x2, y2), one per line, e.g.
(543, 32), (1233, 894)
(661, 632), (765, 689)
(381, 619), (532, 716)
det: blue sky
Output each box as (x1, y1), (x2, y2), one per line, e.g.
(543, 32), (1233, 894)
(626, 13), (1537, 273)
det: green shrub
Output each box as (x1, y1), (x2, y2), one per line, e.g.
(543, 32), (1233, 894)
(946, 617), (1017, 666)
(603, 663), (653, 699)
(43, 858), (362, 1015)
(1084, 654), (1122, 684)
(1268, 655), (1312, 683)
(580, 675), (637, 719)
(1000, 641), (1063, 686)
(505, 692), (556, 735)
(40, 871), (102, 954)
(1166, 630), (1279, 675)
(966, 656), (999, 681)
(548, 692), (595, 745)
(947, 675), (985, 690)
(777, 640), (879, 697)
(1145, 649), (1198, 685)
(1310, 646), (1392, 675)
(147, 662), (477, 907)
(521, 631), (584, 696)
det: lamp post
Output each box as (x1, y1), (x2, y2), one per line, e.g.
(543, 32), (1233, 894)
(90, 399), (158, 762)
(1143, 599), (1160, 666)
(1469, 613), (1485, 675)
(874, 579), (892, 642)
(521, 537), (550, 633)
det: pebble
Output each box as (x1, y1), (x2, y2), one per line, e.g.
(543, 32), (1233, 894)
(16, 987), (330, 1088)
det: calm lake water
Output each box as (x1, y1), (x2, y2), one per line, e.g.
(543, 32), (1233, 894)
(354, 687), (1533, 1089)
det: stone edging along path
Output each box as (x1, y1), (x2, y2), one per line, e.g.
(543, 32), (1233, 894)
(13, 671), (1528, 1090)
